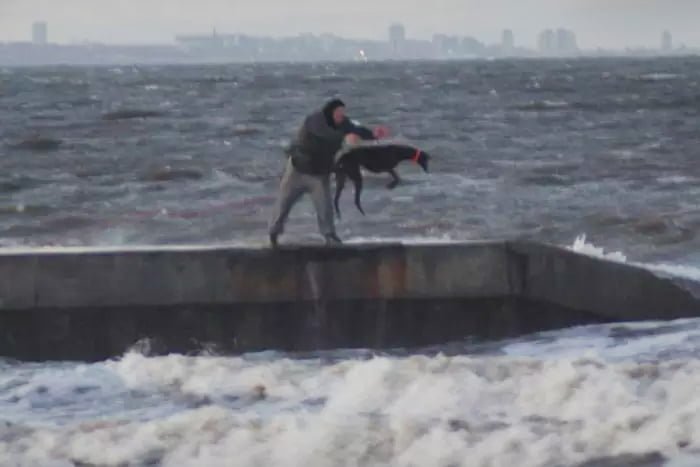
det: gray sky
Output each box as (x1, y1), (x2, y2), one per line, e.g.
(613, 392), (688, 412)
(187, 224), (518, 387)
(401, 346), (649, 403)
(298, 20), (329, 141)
(1, 0), (699, 49)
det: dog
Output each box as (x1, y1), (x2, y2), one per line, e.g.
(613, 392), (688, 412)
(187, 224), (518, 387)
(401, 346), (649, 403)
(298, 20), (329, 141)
(333, 142), (430, 218)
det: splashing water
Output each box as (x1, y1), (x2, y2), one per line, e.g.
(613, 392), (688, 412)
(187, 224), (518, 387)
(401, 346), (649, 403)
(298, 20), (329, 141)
(570, 234), (700, 282)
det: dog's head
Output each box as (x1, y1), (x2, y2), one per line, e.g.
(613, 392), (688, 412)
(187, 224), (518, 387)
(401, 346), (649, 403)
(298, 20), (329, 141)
(415, 150), (430, 173)
(399, 145), (431, 172)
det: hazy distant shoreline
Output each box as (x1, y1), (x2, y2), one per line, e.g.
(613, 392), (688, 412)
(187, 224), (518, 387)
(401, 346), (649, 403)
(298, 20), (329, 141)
(0, 51), (696, 68)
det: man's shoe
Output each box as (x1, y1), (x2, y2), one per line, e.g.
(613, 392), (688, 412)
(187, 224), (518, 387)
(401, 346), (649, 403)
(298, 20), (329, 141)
(324, 233), (342, 246)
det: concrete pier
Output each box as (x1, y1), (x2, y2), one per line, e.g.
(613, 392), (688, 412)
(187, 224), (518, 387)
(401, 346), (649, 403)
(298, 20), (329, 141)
(0, 241), (699, 361)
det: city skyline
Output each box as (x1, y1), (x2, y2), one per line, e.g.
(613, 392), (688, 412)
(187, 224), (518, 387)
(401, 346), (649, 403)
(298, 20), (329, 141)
(1, 20), (688, 55)
(1, 0), (699, 49)
(0, 19), (688, 67)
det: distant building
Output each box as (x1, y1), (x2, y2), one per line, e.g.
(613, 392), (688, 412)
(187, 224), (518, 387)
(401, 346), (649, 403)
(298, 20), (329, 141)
(388, 23), (406, 55)
(556, 28), (578, 55)
(319, 33), (338, 53)
(432, 34), (460, 57)
(662, 30), (673, 52)
(175, 28), (227, 52)
(538, 29), (555, 54)
(538, 28), (577, 56)
(462, 37), (485, 57)
(501, 29), (515, 55)
(32, 22), (48, 45)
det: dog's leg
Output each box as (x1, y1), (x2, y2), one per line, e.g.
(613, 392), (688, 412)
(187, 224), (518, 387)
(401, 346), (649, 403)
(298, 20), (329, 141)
(349, 168), (365, 215)
(386, 169), (401, 190)
(333, 170), (347, 219)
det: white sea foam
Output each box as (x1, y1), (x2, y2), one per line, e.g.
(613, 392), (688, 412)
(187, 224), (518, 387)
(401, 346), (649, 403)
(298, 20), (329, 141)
(570, 234), (628, 263)
(639, 73), (683, 81)
(569, 233), (700, 282)
(3, 347), (700, 466)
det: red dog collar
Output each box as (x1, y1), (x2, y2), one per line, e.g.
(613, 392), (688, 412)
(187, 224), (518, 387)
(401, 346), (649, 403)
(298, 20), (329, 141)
(412, 149), (421, 163)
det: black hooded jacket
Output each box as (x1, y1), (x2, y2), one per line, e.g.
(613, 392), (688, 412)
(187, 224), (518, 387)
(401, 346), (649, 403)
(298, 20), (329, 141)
(286, 101), (375, 175)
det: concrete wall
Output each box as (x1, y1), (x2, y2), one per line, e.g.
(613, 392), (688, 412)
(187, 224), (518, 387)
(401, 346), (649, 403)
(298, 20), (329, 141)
(0, 241), (698, 361)
(0, 242), (511, 308)
(510, 242), (700, 321)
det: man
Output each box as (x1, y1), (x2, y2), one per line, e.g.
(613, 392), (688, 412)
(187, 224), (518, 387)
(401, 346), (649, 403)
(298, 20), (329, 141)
(269, 99), (386, 247)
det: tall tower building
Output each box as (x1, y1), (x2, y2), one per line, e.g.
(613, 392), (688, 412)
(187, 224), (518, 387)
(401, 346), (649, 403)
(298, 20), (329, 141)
(32, 22), (48, 45)
(661, 30), (673, 52)
(501, 29), (515, 55)
(538, 29), (555, 55)
(388, 23), (406, 56)
(556, 28), (578, 55)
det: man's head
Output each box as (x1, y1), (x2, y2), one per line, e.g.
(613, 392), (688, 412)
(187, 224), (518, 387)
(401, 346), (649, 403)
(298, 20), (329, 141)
(323, 98), (346, 128)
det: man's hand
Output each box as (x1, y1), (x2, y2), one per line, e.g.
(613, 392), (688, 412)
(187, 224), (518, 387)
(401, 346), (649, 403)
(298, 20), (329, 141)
(373, 126), (390, 139)
(345, 133), (361, 145)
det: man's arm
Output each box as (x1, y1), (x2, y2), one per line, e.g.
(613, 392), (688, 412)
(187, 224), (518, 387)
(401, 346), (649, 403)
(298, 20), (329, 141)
(338, 118), (376, 141)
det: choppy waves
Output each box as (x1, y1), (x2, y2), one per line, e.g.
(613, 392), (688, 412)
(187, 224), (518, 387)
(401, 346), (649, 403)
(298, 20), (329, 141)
(1, 58), (700, 262)
(5, 313), (700, 466)
(3, 59), (700, 465)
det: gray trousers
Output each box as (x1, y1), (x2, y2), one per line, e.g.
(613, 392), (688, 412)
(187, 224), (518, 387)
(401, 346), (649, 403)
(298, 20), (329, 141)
(269, 158), (336, 237)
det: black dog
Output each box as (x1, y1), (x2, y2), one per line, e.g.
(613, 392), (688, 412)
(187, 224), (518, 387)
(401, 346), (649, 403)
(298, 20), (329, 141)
(333, 142), (430, 217)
